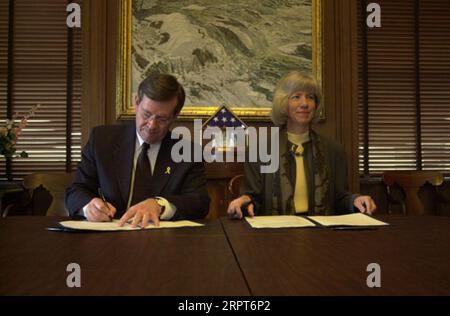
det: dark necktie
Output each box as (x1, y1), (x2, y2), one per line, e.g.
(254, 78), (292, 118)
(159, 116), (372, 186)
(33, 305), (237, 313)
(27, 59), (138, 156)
(131, 142), (152, 206)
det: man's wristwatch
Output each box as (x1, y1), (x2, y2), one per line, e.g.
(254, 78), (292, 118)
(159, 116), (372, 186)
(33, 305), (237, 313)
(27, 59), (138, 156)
(155, 198), (166, 217)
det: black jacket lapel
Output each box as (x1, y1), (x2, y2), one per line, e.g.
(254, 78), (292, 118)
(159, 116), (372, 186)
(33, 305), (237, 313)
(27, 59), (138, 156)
(114, 122), (136, 208)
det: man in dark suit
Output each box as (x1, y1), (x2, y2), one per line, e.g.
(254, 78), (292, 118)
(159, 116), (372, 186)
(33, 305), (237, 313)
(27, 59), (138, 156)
(65, 73), (210, 227)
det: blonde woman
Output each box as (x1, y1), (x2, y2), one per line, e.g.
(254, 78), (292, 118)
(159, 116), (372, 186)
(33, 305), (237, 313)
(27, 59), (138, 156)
(227, 71), (376, 219)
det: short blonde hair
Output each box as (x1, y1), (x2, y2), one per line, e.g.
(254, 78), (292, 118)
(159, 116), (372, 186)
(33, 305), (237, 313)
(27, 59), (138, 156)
(270, 71), (323, 126)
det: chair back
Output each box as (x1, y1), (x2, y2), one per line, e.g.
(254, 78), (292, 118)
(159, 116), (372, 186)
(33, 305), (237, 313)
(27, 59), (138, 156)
(382, 171), (444, 215)
(23, 172), (76, 216)
(228, 174), (244, 199)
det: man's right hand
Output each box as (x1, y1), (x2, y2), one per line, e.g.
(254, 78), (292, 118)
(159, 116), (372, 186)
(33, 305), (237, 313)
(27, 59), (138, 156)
(227, 195), (254, 220)
(84, 198), (117, 222)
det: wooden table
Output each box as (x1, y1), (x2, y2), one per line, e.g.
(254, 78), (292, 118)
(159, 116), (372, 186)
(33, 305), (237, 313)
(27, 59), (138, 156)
(0, 217), (250, 296)
(1, 215), (449, 296)
(221, 215), (450, 295)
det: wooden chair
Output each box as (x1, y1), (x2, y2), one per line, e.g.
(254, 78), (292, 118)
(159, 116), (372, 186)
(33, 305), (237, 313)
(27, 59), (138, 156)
(228, 174), (244, 199)
(3, 172), (75, 217)
(435, 184), (450, 216)
(382, 171), (444, 215)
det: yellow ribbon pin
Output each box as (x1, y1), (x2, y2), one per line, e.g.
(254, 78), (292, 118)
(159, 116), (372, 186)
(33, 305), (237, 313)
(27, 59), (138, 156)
(165, 167), (171, 175)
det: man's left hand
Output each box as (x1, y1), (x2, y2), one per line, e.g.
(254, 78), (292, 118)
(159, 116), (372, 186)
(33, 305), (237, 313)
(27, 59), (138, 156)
(118, 198), (162, 228)
(354, 195), (377, 215)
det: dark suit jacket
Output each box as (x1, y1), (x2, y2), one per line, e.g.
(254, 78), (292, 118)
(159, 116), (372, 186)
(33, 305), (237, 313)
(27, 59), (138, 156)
(243, 128), (356, 216)
(65, 122), (210, 220)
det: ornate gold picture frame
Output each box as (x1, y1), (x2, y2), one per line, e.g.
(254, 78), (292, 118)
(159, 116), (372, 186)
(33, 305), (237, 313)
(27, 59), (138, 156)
(116, 0), (323, 121)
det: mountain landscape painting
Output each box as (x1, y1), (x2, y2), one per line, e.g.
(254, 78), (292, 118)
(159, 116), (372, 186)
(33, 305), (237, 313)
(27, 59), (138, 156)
(132, 0), (313, 108)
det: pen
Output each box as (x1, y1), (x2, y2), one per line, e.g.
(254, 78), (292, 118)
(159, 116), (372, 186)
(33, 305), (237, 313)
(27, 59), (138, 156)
(333, 226), (378, 231)
(47, 227), (80, 233)
(47, 227), (71, 232)
(98, 188), (113, 221)
(362, 201), (368, 214)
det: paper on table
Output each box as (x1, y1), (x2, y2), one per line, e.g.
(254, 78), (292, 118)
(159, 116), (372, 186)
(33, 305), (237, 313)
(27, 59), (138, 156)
(59, 219), (204, 231)
(307, 213), (389, 227)
(245, 216), (316, 229)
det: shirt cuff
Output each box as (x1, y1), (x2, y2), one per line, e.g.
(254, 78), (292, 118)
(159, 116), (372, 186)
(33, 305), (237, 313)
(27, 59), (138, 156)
(155, 197), (177, 220)
(82, 204), (88, 219)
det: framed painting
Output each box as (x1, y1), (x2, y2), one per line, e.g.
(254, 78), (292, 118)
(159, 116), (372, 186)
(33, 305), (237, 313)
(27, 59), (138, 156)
(116, 0), (324, 121)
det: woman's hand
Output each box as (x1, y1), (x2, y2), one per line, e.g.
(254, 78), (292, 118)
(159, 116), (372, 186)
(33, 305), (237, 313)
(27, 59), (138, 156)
(227, 195), (254, 219)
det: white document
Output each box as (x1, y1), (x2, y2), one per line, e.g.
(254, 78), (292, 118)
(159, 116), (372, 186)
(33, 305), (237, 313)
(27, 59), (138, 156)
(59, 219), (204, 231)
(307, 213), (389, 227)
(245, 216), (316, 229)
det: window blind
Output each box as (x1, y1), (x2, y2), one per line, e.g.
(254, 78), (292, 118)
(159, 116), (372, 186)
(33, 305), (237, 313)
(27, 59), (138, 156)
(0, 0), (82, 180)
(358, 0), (450, 175)
(419, 0), (450, 171)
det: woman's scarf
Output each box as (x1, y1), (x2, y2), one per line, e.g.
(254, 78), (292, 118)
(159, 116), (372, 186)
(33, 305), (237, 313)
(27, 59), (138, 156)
(276, 128), (330, 215)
